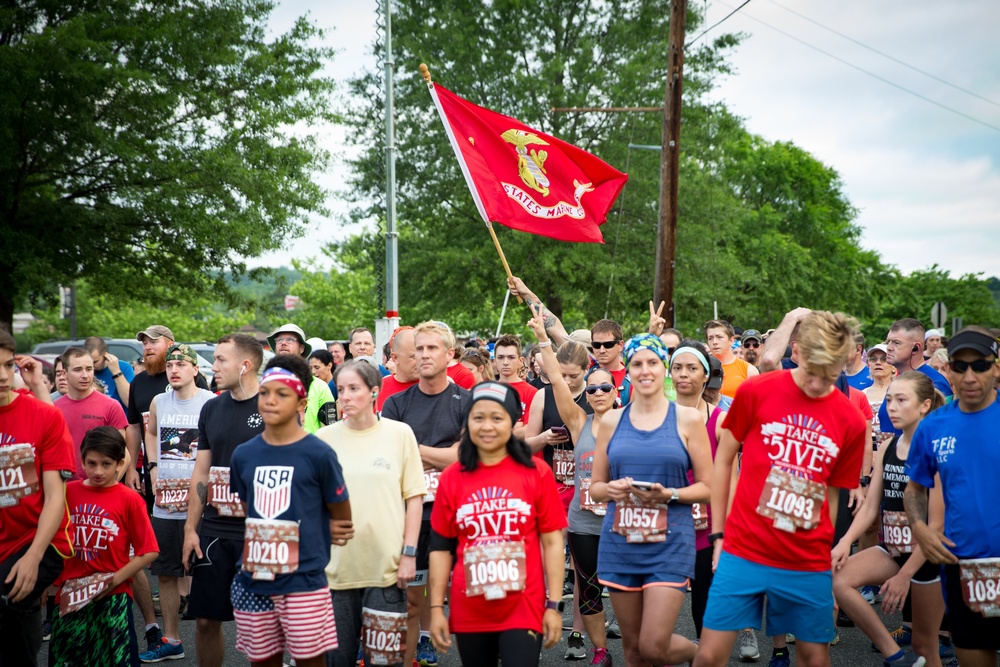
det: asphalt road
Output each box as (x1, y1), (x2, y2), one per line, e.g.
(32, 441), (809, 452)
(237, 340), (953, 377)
(39, 589), (962, 666)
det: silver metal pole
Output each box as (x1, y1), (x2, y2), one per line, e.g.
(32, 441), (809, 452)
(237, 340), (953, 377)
(383, 0), (399, 321)
(495, 289), (511, 339)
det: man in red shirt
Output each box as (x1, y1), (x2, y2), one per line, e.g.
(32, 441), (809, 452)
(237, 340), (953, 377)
(493, 334), (537, 438)
(376, 327), (419, 412)
(692, 311), (866, 667)
(0, 327), (77, 667)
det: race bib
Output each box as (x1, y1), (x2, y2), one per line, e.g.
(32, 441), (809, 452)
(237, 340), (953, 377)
(612, 495), (668, 543)
(959, 558), (1000, 618)
(59, 573), (115, 616)
(756, 468), (825, 533)
(0, 444), (39, 508)
(882, 510), (914, 557)
(579, 477), (606, 516)
(154, 477), (190, 513)
(463, 541), (527, 600)
(691, 503), (709, 532)
(553, 449), (575, 485)
(242, 518), (300, 581)
(361, 607), (407, 665)
(208, 467), (245, 517)
(423, 469), (441, 503)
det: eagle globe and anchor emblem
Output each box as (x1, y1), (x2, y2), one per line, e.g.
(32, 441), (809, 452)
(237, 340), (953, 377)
(482, 129), (595, 219)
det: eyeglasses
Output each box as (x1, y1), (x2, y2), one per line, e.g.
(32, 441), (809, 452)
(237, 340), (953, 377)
(275, 336), (300, 345)
(867, 356), (887, 364)
(948, 359), (996, 374)
(585, 383), (615, 395)
(592, 340), (621, 350)
(743, 341), (761, 349)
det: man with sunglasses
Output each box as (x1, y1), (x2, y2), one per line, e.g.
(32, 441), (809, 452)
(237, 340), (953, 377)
(741, 330), (764, 369)
(904, 326), (1000, 667)
(876, 318), (952, 439)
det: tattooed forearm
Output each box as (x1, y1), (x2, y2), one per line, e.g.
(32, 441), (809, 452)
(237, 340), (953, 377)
(904, 482), (928, 527)
(196, 481), (207, 507)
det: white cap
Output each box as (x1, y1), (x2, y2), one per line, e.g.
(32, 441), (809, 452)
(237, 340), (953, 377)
(924, 329), (943, 340)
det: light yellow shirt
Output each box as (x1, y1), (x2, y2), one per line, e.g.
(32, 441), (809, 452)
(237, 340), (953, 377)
(317, 418), (426, 588)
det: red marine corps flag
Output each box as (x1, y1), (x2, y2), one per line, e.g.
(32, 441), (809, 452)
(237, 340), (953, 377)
(421, 65), (628, 244)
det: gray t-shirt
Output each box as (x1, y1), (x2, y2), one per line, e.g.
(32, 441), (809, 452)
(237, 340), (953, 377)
(568, 414), (604, 535)
(152, 388), (215, 520)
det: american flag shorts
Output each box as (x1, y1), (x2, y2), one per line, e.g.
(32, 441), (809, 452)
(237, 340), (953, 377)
(231, 576), (337, 661)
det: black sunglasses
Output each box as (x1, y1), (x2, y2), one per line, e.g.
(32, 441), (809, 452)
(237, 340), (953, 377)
(592, 340), (621, 350)
(743, 341), (761, 349)
(948, 359), (995, 374)
(585, 383), (615, 395)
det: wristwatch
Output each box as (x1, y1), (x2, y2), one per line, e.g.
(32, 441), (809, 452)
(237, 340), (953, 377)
(147, 462), (158, 470)
(111, 372), (123, 379)
(859, 476), (871, 488)
(401, 545), (418, 557)
(668, 488), (680, 503)
(707, 532), (724, 545)
(545, 599), (564, 612)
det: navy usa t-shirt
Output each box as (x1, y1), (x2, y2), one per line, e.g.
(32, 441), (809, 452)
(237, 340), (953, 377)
(230, 433), (348, 594)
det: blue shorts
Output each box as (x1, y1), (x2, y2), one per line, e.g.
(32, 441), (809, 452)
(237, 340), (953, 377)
(598, 571), (689, 592)
(703, 552), (835, 644)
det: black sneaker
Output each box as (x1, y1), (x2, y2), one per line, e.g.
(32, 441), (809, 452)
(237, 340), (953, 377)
(41, 618), (52, 641)
(144, 626), (163, 654)
(836, 611), (855, 627)
(180, 595), (195, 620)
(564, 631), (587, 660)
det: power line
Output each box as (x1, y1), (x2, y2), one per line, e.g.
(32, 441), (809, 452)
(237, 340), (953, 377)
(765, 0), (1000, 109)
(686, 0), (754, 48)
(714, 1), (1000, 133)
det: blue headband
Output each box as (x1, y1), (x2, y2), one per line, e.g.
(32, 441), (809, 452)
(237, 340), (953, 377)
(624, 334), (671, 367)
(669, 346), (711, 374)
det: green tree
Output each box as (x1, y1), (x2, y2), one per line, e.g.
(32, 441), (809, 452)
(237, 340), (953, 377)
(282, 249), (379, 340)
(0, 0), (336, 330)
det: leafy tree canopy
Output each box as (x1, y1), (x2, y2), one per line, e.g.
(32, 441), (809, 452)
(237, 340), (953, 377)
(0, 0), (336, 330)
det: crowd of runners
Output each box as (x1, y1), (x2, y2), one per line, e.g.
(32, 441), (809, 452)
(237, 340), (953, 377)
(1, 274), (998, 667)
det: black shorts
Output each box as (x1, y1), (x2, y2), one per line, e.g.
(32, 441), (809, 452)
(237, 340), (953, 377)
(150, 517), (186, 577)
(879, 546), (942, 584)
(409, 517), (432, 586)
(187, 535), (243, 621)
(942, 563), (1000, 651)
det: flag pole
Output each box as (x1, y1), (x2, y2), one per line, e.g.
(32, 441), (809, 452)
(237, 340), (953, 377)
(421, 63), (522, 302)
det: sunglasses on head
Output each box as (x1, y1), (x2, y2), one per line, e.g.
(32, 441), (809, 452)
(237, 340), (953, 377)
(948, 359), (996, 374)
(592, 340), (621, 350)
(585, 383), (615, 395)
(743, 340), (760, 349)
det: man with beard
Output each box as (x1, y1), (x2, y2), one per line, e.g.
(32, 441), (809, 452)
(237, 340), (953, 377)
(740, 329), (764, 370)
(125, 325), (209, 653)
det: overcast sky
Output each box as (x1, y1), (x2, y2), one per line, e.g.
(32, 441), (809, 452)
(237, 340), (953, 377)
(257, 0), (1000, 280)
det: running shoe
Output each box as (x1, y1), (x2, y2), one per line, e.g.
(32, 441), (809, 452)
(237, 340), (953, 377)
(836, 610), (855, 627)
(860, 585), (877, 604)
(939, 637), (955, 662)
(884, 651), (926, 667)
(872, 626), (912, 652)
(738, 629), (760, 661)
(563, 578), (575, 599)
(565, 631), (587, 660)
(144, 626), (163, 654)
(590, 647), (612, 666)
(785, 633), (795, 644)
(41, 618), (52, 641)
(415, 636), (438, 666)
(831, 628), (841, 646)
(139, 638), (185, 662)
(767, 649), (790, 667)
(606, 621), (621, 638)
(356, 646), (364, 665)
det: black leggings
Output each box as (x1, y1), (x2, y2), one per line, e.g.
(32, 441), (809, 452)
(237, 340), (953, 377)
(690, 546), (714, 638)
(567, 532), (604, 616)
(455, 629), (542, 667)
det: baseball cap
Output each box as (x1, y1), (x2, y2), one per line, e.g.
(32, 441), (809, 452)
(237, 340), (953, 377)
(136, 325), (174, 342)
(924, 328), (943, 340)
(305, 337), (327, 357)
(468, 381), (522, 425)
(947, 330), (999, 358)
(867, 343), (888, 356)
(165, 343), (198, 366)
(267, 324), (311, 356)
(569, 329), (593, 351)
(741, 329), (762, 343)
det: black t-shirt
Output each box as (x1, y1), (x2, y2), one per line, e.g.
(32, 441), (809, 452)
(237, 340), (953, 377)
(126, 371), (210, 425)
(197, 392), (264, 539)
(381, 383), (470, 450)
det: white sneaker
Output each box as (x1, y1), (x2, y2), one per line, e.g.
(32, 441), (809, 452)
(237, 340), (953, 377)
(739, 629), (760, 661)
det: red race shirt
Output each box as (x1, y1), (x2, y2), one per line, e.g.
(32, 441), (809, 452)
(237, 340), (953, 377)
(847, 387), (874, 422)
(58, 481), (159, 599)
(55, 391), (128, 479)
(377, 375), (417, 413)
(722, 371), (865, 571)
(431, 455), (566, 633)
(505, 380), (537, 426)
(0, 390), (76, 563)
(447, 363), (476, 389)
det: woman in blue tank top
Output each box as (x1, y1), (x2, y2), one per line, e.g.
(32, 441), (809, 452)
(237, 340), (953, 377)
(590, 334), (713, 667)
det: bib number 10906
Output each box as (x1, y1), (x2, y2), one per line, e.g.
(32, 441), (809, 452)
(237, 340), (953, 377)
(463, 541), (527, 600)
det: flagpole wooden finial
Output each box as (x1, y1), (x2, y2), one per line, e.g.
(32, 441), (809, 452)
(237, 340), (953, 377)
(419, 63), (432, 84)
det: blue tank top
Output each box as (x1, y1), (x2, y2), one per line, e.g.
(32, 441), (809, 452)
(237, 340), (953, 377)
(598, 403), (696, 578)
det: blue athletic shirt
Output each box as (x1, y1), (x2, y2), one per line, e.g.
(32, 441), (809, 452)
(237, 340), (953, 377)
(906, 397), (1000, 559)
(846, 365), (872, 391)
(230, 433), (349, 594)
(95, 363), (134, 409)
(878, 364), (952, 436)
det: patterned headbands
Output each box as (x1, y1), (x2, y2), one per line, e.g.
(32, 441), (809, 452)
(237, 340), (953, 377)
(624, 333), (671, 367)
(260, 367), (306, 398)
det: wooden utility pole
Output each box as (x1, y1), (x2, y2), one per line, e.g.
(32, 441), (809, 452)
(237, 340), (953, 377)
(653, 0), (687, 327)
